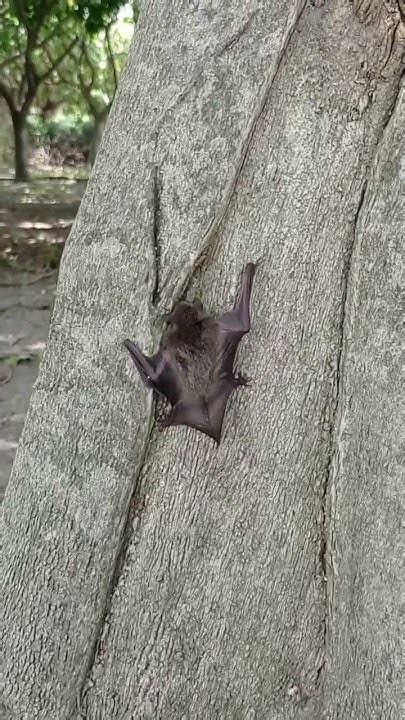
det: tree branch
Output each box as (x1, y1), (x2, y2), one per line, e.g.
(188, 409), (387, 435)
(78, 66), (99, 117)
(17, 72), (26, 106)
(0, 80), (16, 113)
(78, 41), (109, 118)
(38, 36), (79, 83)
(11, 0), (37, 105)
(54, 67), (70, 87)
(0, 51), (25, 72)
(105, 26), (118, 92)
(36, 23), (61, 51)
(12, 0), (29, 27)
(80, 42), (97, 90)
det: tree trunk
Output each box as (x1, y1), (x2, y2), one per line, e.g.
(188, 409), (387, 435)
(11, 110), (30, 182)
(2, 2), (403, 719)
(89, 112), (108, 167)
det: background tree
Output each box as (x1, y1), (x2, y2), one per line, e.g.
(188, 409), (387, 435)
(2, 1), (404, 718)
(0, 0), (129, 180)
(60, 15), (133, 164)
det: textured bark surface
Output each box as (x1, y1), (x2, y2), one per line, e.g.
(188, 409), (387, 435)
(1, 1), (404, 718)
(323, 82), (404, 719)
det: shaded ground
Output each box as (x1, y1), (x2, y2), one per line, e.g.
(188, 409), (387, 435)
(0, 177), (86, 500)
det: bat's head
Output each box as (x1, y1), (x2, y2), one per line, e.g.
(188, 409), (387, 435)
(167, 299), (206, 329)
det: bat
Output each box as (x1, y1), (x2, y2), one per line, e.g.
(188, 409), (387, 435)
(124, 263), (256, 443)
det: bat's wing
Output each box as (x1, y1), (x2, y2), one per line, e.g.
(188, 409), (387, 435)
(217, 262), (256, 375)
(124, 340), (158, 389)
(160, 397), (221, 442)
(206, 378), (237, 442)
(124, 340), (181, 406)
(202, 263), (256, 442)
(159, 378), (238, 443)
(125, 340), (220, 439)
(164, 377), (240, 444)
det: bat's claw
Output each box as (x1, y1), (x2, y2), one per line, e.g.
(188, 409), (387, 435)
(235, 373), (250, 387)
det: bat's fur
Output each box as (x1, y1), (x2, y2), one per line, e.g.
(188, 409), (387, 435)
(125, 263), (255, 443)
(167, 308), (219, 396)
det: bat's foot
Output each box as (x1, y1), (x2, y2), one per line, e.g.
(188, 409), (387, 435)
(235, 373), (250, 387)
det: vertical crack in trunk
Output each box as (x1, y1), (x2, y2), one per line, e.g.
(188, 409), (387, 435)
(217, 11), (256, 54)
(75, 140), (165, 720)
(318, 76), (403, 699)
(74, 412), (155, 718)
(151, 163), (162, 307)
(319, 178), (367, 671)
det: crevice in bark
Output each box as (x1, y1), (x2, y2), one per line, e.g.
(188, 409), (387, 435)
(318, 75), (403, 694)
(175, 1), (307, 306)
(151, 163), (162, 307)
(319, 177), (367, 644)
(75, 144), (167, 720)
(217, 11), (256, 54)
(74, 412), (155, 719)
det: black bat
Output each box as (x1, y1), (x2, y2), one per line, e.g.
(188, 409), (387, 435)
(124, 263), (256, 443)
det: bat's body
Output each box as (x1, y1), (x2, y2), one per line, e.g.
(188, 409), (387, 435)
(124, 263), (256, 443)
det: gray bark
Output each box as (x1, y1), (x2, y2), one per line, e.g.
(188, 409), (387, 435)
(1, 1), (404, 718)
(89, 114), (108, 167)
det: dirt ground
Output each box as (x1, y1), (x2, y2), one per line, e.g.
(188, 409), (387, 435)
(0, 178), (85, 500)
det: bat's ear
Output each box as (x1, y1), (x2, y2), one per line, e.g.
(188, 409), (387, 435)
(193, 298), (203, 310)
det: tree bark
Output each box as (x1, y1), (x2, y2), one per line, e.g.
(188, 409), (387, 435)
(11, 110), (30, 182)
(89, 112), (108, 167)
(2, 2), (404, 719)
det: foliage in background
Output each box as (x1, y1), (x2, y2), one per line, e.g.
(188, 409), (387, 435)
(28, 113), (93, 143)
(72, 0), (130, 33)
(27, 112), (93, 165)
(34, 5), (134, 121)
(0, 0), (135, 179)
